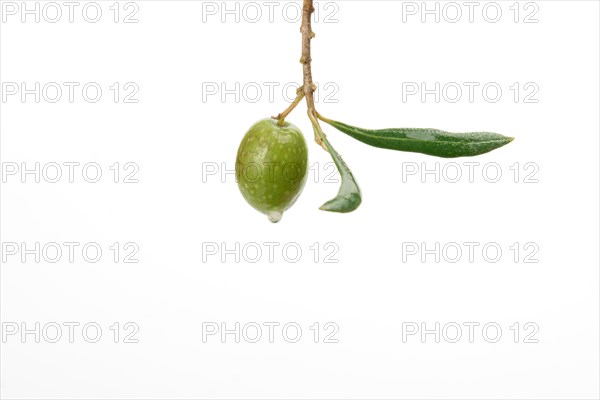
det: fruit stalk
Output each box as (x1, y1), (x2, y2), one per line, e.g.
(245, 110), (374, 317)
(301, 0), (328, 151)
(273, 89), (304, 126)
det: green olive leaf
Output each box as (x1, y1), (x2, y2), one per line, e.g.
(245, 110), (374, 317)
(321, 118), (514, 158)
(319, 137), (362, 213)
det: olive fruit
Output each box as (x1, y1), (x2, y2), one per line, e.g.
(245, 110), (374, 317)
(236, 118), (308, 223)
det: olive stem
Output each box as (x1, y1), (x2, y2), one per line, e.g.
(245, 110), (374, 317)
(301, 0), (328, 151)
(316, 112), (333, 125)
(273, 90), (305, 126)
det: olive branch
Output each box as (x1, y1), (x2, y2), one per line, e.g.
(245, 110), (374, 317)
(272, 0), (513, 214)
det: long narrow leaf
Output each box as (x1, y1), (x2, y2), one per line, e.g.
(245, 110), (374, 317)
(322, 118), (514, 158)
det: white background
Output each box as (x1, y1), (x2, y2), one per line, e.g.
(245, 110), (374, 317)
(1, 1), (599, 399)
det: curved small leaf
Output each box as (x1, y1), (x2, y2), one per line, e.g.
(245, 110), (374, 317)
(322, 118), (514, 158)
(320, 137), (361, 213)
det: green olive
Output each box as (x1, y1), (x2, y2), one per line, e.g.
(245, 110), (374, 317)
(236, 118), (308, 223)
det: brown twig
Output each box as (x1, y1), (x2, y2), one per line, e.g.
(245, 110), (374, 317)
(272, 0), (328, 151)
(301, 0), (327, 151)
